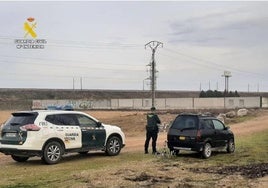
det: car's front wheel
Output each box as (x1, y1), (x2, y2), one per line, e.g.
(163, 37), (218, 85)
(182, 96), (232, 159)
(201, 142), (212, 159)
(11, 155), (29, 162)
(105, 136), (122, 156)
(42, 141), (63, 165)
(227, 139), (235, 153)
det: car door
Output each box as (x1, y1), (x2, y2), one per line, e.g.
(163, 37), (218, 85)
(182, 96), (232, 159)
(45, 114), (81, 149)
(76, 114), (106, 149)
(201, 119), (218, 147)
(211, 119), (228, 147)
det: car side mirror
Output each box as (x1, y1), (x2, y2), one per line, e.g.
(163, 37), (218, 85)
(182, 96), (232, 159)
(224, 126), (230, 130)
(97, 122), (102, 127)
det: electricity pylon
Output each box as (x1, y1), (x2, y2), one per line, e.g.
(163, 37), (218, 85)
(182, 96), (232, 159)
(145, 41), (163, 108)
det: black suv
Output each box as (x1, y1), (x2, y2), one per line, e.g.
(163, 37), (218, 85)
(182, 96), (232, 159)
(167, 113), (235, 158)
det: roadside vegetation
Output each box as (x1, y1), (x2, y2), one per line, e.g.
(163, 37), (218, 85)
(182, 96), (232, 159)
(0, 125), (267, 187)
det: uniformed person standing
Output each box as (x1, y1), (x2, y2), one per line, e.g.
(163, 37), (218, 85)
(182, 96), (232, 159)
(144, 107), (161, 154)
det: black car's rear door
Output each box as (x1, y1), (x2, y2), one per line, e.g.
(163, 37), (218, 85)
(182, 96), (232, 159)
(212, 119), (228, 147)
(201, 119), (218, 147)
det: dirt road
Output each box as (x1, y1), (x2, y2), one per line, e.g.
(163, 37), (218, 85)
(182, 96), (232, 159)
(1, 110), (268, 157)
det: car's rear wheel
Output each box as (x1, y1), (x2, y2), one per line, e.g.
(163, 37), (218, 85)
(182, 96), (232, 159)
(227, 139), (235, 153)
(201, 142), (212, 159)
(42, 141), (63, 164)
(105, 136), (122, 156)
(11, 155), (29, 162)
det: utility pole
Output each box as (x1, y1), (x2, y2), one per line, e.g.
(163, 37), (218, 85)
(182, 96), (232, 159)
(145, 41), (163, 108)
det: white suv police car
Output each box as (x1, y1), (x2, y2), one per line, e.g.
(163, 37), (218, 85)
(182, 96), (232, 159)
(0, 110), (125, 164)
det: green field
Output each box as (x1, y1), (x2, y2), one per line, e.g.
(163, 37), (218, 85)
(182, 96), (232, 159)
(1, 130), (267, 188)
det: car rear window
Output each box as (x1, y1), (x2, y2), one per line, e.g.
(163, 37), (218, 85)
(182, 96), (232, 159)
(5, 112), (38, 126)
(171, 115), (198, 130)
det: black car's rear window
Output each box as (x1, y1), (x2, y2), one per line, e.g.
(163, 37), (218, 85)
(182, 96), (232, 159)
(5, 112), (38, 126)
(171, 115), (198, 130)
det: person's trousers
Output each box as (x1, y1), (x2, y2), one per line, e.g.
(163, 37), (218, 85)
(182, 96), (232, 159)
(144, 131), (158, 153)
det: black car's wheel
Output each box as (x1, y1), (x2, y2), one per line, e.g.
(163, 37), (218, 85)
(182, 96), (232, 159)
(227, 139), (235, 153)
(105, 136), (122, 156)
(42, 141), (63, 165)
(11, 155), (29, 162)
(202, 142), (212, 159)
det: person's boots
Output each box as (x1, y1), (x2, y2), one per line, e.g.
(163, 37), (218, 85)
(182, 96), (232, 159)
(145, 149), (148, 154)
(152, 149), (159, 155)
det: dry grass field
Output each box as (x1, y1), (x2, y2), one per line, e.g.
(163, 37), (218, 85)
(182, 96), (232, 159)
(0, 109), (268, 187)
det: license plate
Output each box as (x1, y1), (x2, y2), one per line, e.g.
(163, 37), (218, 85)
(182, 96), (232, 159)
(179, 136), (186, 140)
(5, 133), (16, 137)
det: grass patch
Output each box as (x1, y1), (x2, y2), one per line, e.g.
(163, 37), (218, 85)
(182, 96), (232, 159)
(235, 130), (268, 164)
(229, 115), (256, 124)
(0, 131), (267, 187)
(0, 152), (151, 188)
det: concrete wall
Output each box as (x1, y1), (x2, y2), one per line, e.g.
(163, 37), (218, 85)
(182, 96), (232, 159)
(262, 97), (268, 108)
(163, 98), (193, 109)
(32, 97), (261, 110)
(224, 97), (260, 109)
(194, 98), (224, 109)
(32, 99), (111, 110)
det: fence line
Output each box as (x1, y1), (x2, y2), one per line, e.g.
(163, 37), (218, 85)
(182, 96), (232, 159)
(32, 97), (266, 110)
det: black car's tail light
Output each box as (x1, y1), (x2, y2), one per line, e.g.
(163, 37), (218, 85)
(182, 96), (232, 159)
(196, 129), (201, 141)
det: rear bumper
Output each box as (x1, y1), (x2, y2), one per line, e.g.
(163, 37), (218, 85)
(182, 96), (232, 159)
(0, 148), (42, 157)
(168, 141), (204, 152)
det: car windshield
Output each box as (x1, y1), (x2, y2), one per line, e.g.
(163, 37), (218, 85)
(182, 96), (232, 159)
(171, 115), (198, 130)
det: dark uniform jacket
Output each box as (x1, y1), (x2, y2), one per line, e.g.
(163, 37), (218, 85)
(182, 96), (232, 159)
(146, 113), (161, 133)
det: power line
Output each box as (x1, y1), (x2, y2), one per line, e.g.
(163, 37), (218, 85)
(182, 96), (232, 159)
(0, 71), (141, 82)
(163, 48), (266, 79)
(0, 54), (144, 68)
(0, 59), (143, 72)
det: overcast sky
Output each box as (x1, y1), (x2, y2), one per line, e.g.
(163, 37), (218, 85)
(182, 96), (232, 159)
(0, 1), (268, 92)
